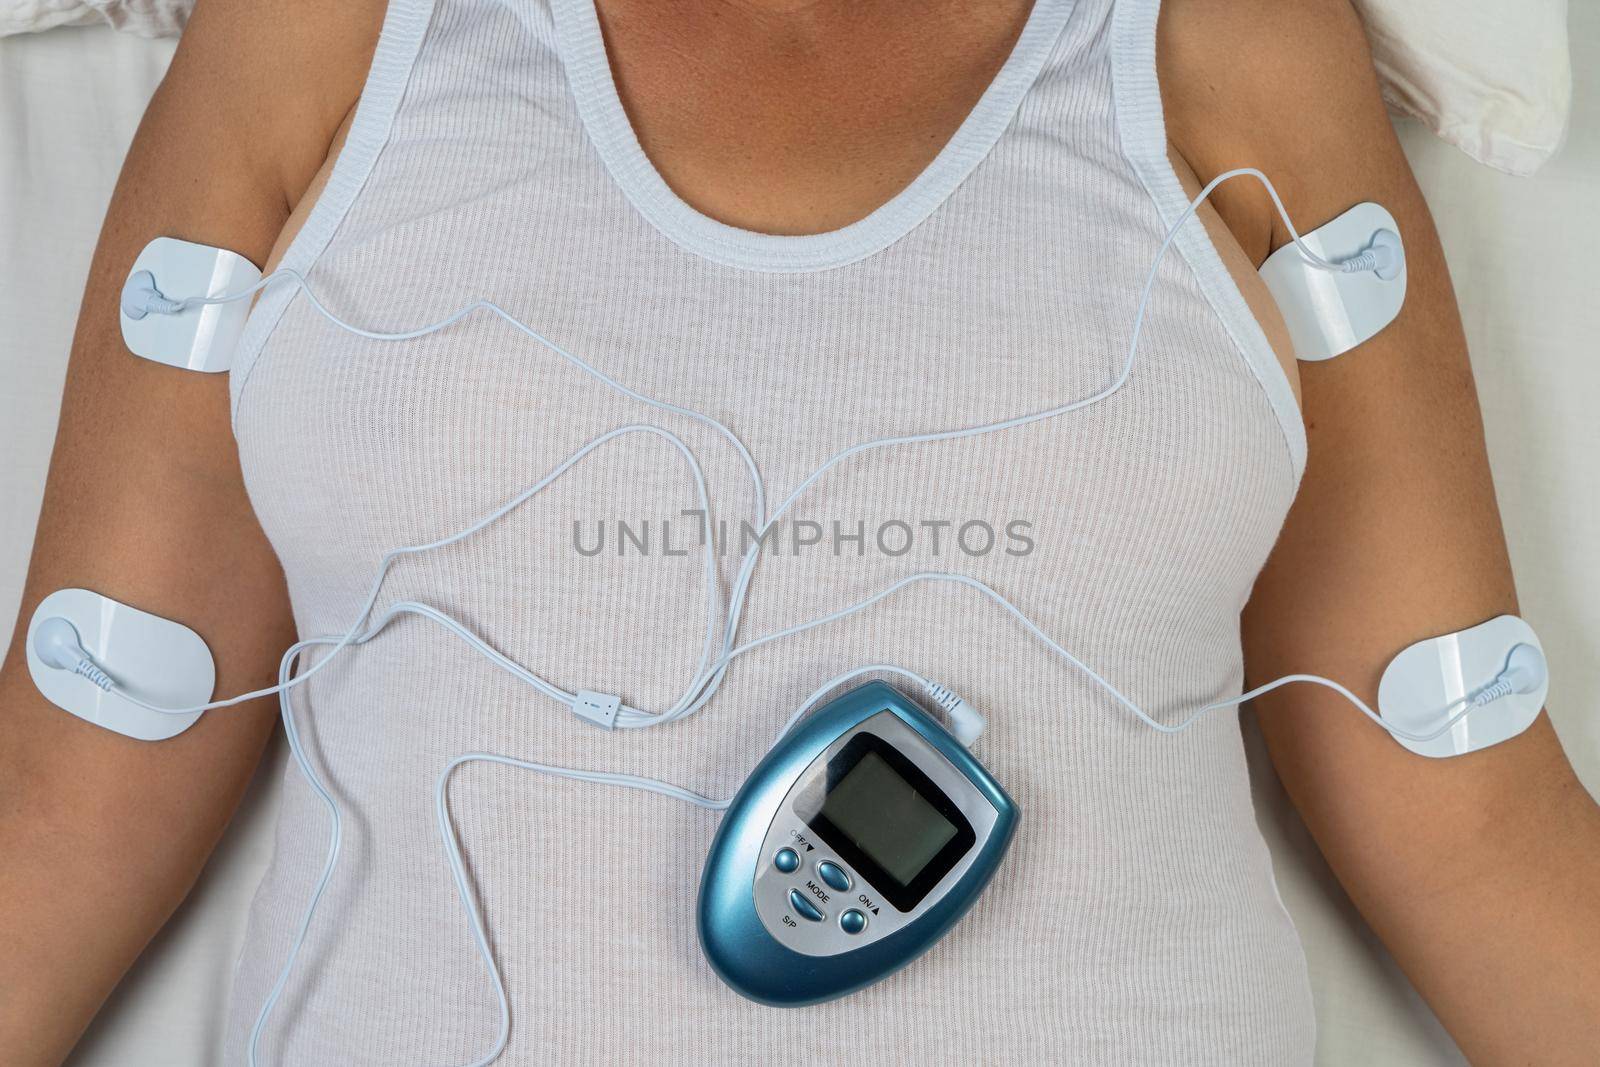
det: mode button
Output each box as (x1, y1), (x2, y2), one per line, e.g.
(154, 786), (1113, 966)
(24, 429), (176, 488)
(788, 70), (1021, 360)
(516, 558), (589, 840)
(816, 860), (851, 892)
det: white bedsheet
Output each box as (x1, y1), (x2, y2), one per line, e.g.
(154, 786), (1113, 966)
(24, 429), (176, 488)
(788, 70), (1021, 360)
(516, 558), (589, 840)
(1, 18), (1595, 1067)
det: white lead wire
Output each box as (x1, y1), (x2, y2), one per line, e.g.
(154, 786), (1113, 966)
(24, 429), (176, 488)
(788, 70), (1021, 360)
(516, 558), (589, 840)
(123, 167), (1352, 727)
(130, 168), (1396, 1065)
(117, 423), (723, 722)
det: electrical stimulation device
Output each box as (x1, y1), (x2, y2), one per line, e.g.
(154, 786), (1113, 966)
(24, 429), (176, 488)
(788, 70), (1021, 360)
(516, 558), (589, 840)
(698, 681), (1018, 1005)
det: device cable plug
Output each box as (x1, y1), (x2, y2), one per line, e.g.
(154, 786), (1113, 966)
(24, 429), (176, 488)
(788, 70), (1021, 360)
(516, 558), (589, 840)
(32, 617), (114, 691)
(1337, 229), (1403, 280)
(922, 680), (986, 747)
(119, 269), (187, 321)
(1468, 643), (1547, 708)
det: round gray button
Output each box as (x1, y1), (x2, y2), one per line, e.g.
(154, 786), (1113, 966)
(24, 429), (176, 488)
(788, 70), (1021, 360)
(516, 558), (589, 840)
(840, 909), (868, 935)
(774, 847), (800, 873)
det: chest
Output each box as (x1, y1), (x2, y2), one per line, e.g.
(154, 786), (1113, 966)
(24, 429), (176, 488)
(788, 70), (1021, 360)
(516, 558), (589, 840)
(232, 0), (1295, 664)
(594, 0), (1036, 235)
(237, 257), (1289, 669)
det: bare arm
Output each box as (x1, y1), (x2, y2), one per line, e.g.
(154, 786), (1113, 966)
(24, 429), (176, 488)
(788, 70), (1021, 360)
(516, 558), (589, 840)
(0, 3), (379, 1061)
(1163, 1), (1600, 1062)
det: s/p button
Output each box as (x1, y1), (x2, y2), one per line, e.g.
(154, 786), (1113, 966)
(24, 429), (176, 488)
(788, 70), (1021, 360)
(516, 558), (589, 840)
(788, 889), (825, 922)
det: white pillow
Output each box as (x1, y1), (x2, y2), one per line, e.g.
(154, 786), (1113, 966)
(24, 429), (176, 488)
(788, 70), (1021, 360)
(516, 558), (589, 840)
(0, 0), (189, 39)
(1352, 0), (1572, 175)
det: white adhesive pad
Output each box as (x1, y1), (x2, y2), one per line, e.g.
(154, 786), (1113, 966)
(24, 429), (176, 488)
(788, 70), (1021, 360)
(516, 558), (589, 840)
(1378, 615), (1546, 759)
(26, 588), (215, 741)
(120, 237), (261, 373)
(1258, 202), (1406, 362)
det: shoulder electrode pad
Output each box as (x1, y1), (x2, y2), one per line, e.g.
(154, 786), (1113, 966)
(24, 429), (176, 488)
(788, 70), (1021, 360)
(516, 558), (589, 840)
(1258, 201), (1406, 362)
(1378, 615), (1548, 759)
(25, 588), (215, 741)
(119, 236), (261, 372)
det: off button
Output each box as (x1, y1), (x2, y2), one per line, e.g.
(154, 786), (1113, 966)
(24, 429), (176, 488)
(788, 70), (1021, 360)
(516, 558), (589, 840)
(773, 848), (800, 873)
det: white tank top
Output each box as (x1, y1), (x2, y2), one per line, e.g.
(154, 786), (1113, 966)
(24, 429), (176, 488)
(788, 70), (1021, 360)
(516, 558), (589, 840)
(225, 0), (1315, 1061)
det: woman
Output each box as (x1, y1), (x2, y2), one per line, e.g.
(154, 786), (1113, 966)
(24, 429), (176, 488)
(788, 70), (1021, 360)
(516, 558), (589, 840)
(2, 0), (1597, 1062)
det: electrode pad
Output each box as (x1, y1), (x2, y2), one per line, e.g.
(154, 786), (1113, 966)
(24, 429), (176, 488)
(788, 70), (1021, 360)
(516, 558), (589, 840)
(26, 589), (214, 740)
(120, 237), (261, 372)
(1379, 615), (1547, 759)
(1258, 201), (1406, 361)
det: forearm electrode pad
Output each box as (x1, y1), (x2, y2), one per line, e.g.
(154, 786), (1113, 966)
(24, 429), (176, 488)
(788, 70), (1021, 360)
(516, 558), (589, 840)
(1378, 614), (1548, 758)
(26, 588), (214, 741)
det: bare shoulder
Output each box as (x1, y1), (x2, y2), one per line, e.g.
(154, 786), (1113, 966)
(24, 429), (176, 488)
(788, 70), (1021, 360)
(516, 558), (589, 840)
(1157, 0), (1372, 89)
(1156, 0), (1391, 263)
(154, 0), (388, 214)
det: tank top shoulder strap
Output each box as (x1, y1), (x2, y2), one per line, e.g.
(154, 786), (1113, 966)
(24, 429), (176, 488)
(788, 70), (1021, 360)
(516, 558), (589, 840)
(1106, 0), (1306, 478)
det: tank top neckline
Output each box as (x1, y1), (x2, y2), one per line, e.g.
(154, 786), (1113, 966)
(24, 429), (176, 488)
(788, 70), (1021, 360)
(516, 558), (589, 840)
(549, 0), (1078, 273)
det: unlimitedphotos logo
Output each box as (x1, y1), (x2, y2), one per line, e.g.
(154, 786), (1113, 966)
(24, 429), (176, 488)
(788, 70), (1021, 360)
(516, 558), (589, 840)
(573, 510), (1036, 558)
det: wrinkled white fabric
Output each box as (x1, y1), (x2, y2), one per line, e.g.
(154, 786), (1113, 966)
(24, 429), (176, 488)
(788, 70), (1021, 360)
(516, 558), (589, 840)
(0, 0), (188, 38)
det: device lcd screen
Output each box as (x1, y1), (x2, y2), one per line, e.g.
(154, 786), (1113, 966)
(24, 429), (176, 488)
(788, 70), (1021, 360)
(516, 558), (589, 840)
(801, 731), (977, 912)
(820, 752), (956, 884)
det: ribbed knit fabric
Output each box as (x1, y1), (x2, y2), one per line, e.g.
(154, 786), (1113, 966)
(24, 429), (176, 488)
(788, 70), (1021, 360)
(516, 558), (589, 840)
(224, 0), (1315, 1062)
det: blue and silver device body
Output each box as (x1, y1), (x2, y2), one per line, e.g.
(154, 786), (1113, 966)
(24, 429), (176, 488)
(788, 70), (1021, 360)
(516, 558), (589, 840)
(698, 681), (1018, 1006)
